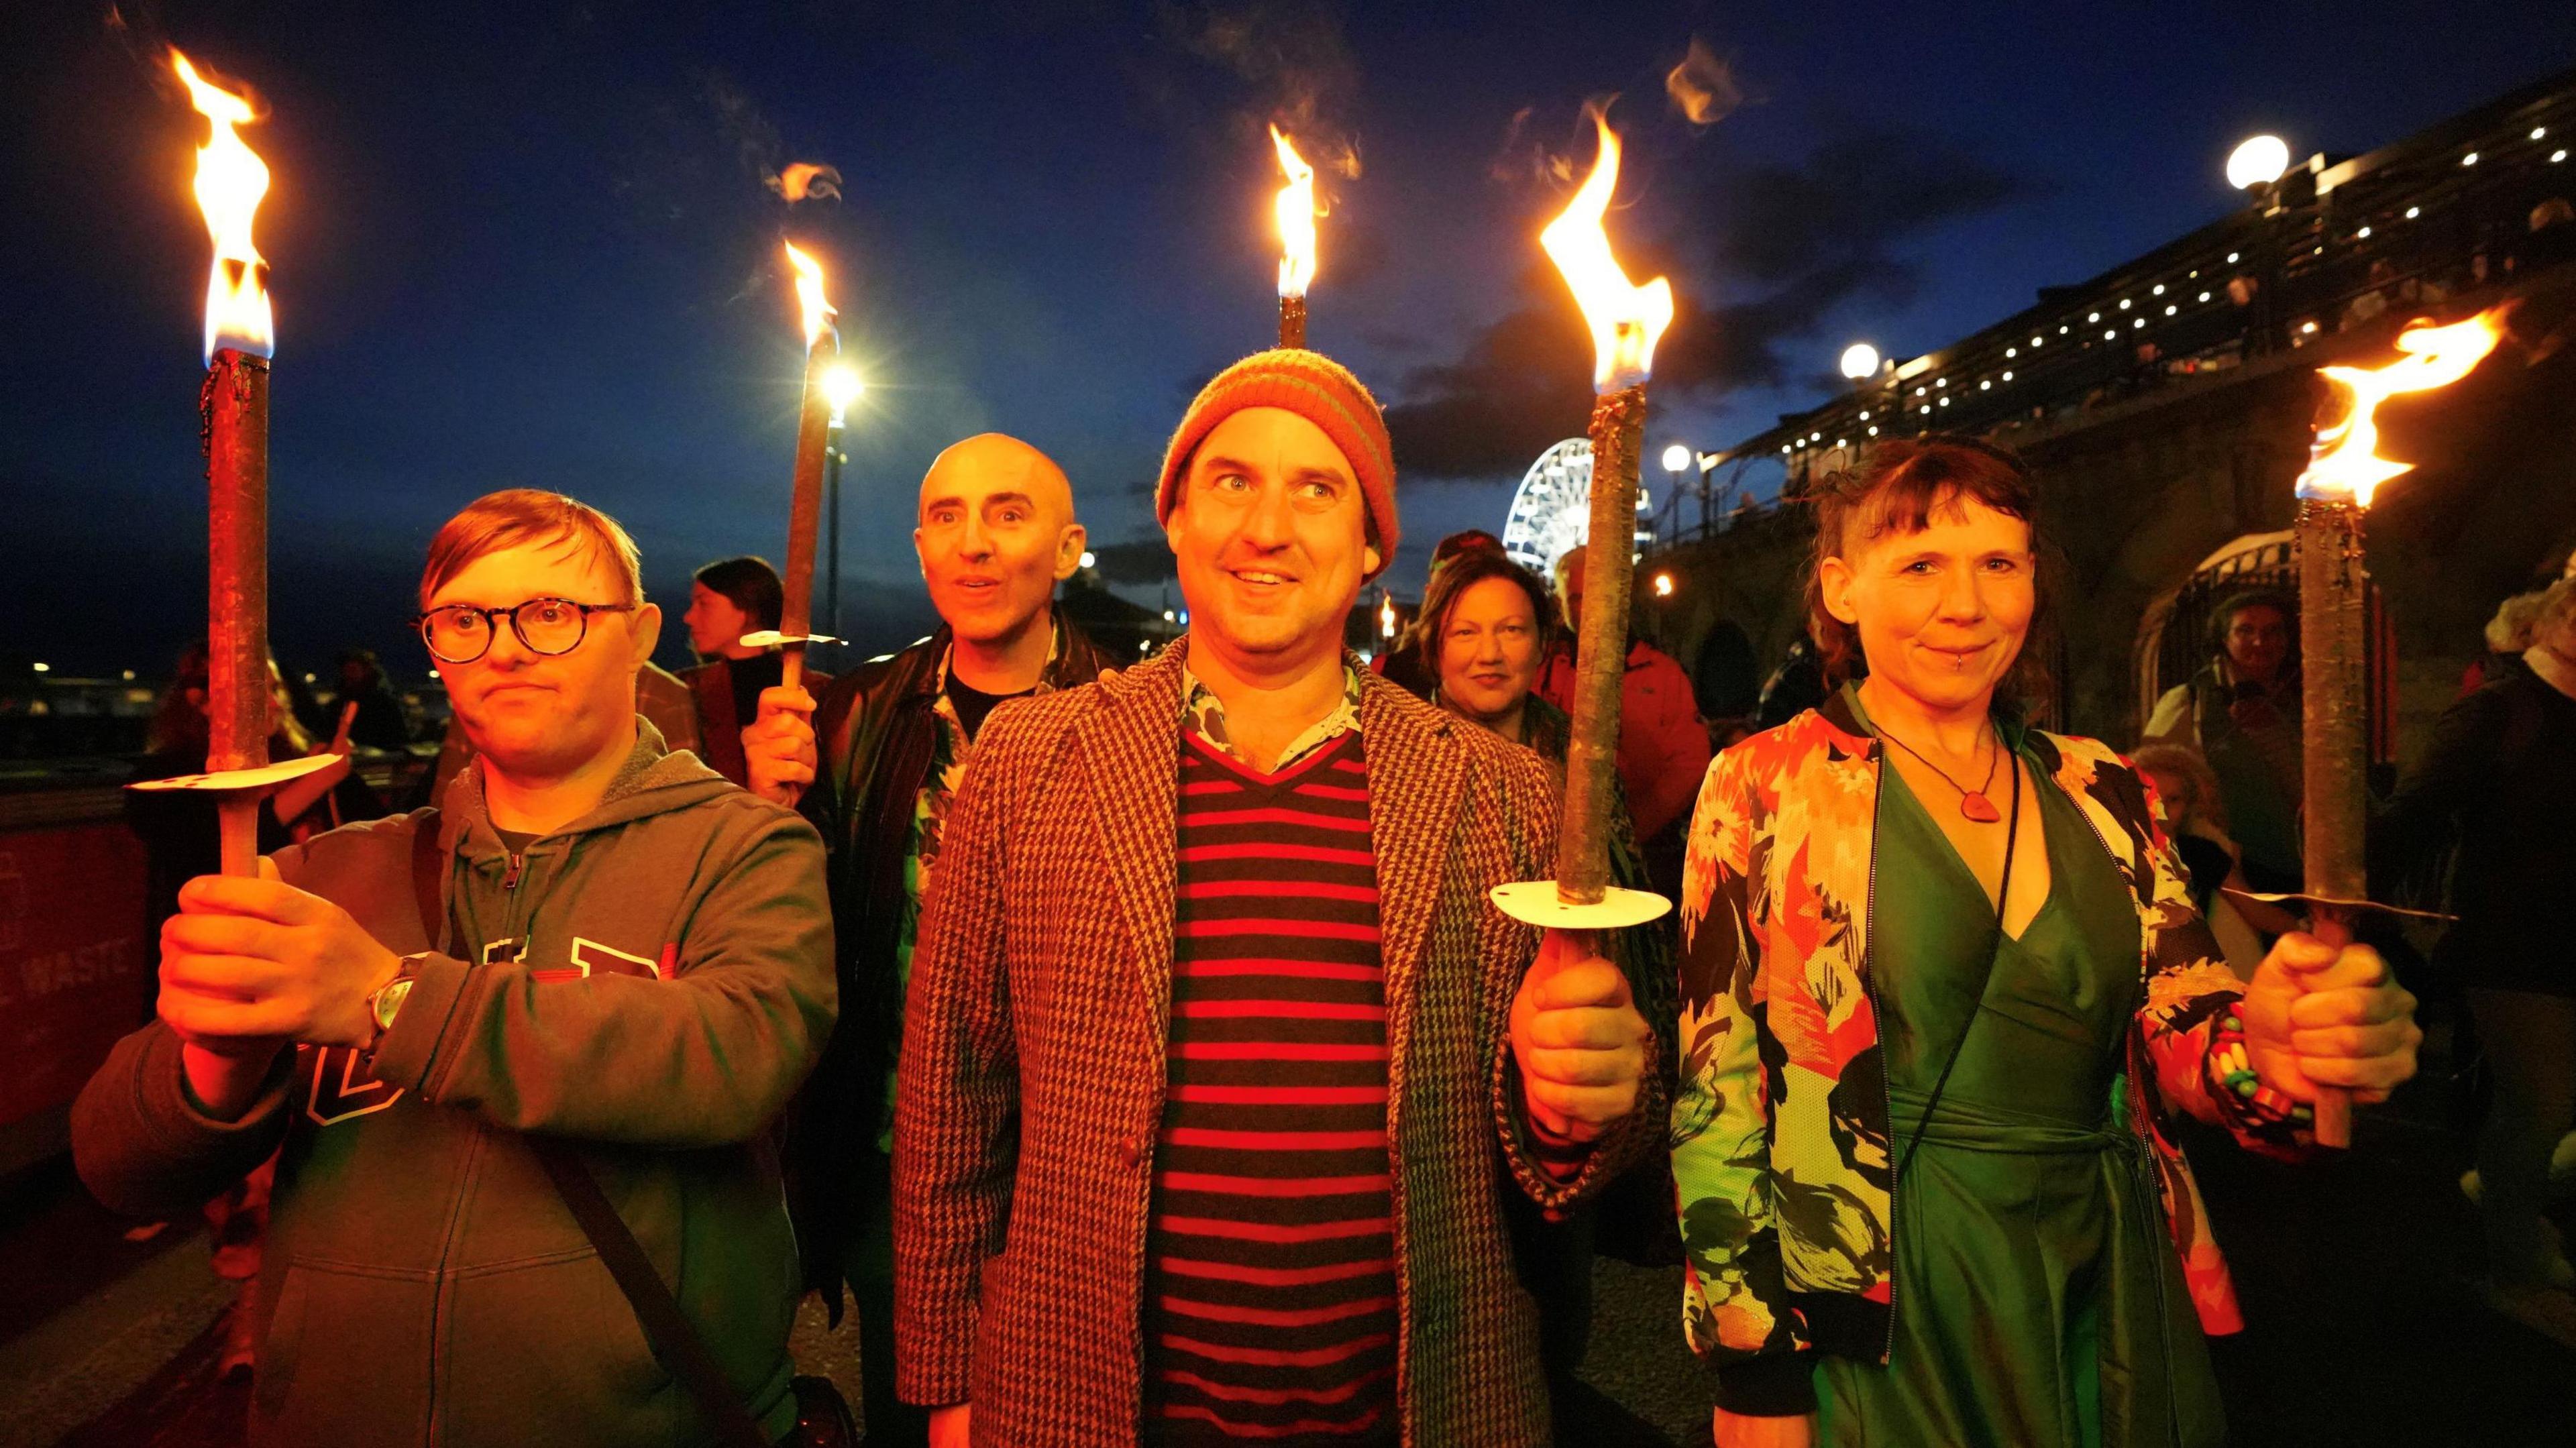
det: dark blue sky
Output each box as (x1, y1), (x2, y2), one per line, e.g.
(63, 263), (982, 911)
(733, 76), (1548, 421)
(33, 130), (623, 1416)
(7, 1), (2572, 679)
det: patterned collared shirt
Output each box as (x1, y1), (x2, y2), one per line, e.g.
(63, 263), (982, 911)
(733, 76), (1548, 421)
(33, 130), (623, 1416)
(1178, 659), (1365, 770)
(881, 624), (1069, 1149)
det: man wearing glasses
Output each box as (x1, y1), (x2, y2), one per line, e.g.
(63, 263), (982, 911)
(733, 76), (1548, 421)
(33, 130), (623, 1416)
(74, 489), (837, 1446)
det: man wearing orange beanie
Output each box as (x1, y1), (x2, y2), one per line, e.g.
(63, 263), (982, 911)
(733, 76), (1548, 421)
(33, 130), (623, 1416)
(894, 349), (1660, 1445)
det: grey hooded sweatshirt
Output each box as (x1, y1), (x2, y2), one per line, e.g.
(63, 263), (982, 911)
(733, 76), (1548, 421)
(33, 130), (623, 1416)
(73, 722), (836, 1447)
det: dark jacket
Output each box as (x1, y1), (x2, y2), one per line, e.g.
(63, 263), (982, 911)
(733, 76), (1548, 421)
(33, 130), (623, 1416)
(2375, 662), (2576, 994)
(784, 616), (1109, 1296)
(678, 655), (831, 790)
(892, 642), (1658, 1445)
(74, 723), (836, 1447)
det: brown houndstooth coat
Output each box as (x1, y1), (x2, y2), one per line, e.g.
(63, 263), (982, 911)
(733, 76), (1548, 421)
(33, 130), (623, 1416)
(891, 641), (1659, 1445)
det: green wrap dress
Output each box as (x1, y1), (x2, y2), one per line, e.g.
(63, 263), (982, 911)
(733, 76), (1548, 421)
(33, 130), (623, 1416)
(1811, 722), (2226, 1448)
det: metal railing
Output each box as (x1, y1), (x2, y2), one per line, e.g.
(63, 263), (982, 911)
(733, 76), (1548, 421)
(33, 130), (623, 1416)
(1713, 66), (2576, 492)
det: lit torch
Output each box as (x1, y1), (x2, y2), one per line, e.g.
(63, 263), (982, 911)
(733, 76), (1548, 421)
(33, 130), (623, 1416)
(1491, 110), (1676, 933)
(2288, 309), (2503, 1146)
(741, 241), (843, 691)
(1271, 126), (1317, 348)
(129, 56), (335, 869)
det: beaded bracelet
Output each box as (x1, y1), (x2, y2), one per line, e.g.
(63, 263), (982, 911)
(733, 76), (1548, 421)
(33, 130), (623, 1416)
(2210, 1001), (2316, 1127)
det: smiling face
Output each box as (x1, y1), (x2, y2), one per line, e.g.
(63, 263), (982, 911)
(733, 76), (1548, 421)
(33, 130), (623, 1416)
(1818, 490), (2035, 718)
(1166, 406), (1381, 677)
(1436, 573), (1542, 724)
(914, 433), (1085, 648)
(429, 535), (661, 783)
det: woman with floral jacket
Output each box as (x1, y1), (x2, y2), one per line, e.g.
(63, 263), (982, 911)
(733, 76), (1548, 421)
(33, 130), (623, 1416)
(1676, 439), (2422, 1448)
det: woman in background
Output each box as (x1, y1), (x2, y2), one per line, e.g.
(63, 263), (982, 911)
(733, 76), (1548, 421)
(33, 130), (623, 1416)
(1416, 549), (1682, 1428)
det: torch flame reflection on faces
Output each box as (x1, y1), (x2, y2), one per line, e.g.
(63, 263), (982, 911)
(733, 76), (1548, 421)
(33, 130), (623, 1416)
(2296, 309), (2505, 508)
(173, 51), (272, 361)
(784, 241), (837, 351)
(1271, 125), (1318, 300)
(1540, 111), (1674, 392)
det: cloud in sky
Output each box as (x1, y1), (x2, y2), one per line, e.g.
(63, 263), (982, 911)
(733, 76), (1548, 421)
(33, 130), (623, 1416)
(1386, 124), (2031, 478)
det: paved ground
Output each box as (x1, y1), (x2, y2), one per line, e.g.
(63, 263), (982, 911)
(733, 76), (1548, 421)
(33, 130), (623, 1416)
(5, 1024), (2570, 1447)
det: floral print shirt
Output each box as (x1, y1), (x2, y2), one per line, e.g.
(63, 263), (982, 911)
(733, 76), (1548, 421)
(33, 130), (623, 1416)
(1178, 661), (1365, 769)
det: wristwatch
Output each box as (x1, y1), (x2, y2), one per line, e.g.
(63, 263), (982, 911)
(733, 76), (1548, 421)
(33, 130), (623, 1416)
(361, 954), (428, 1062)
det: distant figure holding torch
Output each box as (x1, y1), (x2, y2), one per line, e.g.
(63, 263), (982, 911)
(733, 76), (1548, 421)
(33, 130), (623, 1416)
(1678, 439), (2418, 1448)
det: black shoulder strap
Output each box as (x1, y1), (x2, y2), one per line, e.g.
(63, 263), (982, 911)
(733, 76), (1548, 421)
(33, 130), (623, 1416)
(408, 807), (772, 1448)
(409, 811), (446, 954)
(531, 1141), (775, 1448)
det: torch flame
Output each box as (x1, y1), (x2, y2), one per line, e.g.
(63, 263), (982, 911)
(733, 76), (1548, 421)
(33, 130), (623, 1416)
(783, 241), (837, 351)
(2295, 310), (2505, 507)
(1271, 125), (1318, 300)
(173, 52), (272, 362)
(1541, 111), (1674, 394)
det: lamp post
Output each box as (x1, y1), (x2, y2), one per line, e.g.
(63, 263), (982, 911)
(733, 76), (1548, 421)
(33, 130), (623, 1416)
(820, 364), (863, 650)
(2229, 135), (2292, 356)
(1660, 443), (1690, 546)
(1839, 341), (1880, 382)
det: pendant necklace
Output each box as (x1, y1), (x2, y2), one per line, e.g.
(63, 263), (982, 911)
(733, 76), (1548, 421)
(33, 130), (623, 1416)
(1878, 722), (2006, 822)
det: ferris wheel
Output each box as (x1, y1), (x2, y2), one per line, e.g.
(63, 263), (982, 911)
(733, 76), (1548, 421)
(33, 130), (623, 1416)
(1501, 437), (1650, 577)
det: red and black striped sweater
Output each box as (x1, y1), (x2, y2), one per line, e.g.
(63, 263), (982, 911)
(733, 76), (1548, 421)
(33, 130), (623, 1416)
(1143, 728), (1401, 1443)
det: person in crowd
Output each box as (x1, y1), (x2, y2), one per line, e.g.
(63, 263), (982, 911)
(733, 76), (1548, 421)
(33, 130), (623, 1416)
(74, 488), (837, 1445)
(1678, 438), (2418, 1448)
(125, 647), (361, 1376)
(329, 647), (413, 750)
(1415, 544), (1681, 1424)
(2145, 588), (2303, 893)
(2131, 742), (2294, 977)
(2375, 574), (2576, 1301)
(739, 433), (1104, 1447)
(2522, 197), (2575, 274)
(893, 351), (1656, 1446)
(679, 555), (834, 789)
(2457, 588), (2544, 698)
(2342, 258), (2398, 329)
(1536, 544), (1712, 893)
(131, 648), (358, 937)
(1755, 634), (1831, 729)
(1372, 527), (1505, 700)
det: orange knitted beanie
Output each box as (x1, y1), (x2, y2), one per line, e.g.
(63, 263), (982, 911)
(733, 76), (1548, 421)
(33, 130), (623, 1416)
(1155, 349), (1399, 577)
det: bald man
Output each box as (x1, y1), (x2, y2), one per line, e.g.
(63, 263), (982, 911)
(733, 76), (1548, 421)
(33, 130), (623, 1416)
(746, 433), (1108, 1446)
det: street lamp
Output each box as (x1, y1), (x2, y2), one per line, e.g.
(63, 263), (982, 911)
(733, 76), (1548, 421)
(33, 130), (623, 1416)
(820, 364), (863, 646)
(1658, 443), (1692, 544)
(1839, 342), (1880, 380)
(2226, 134), (2290, 191)
(2226, 137), (2292, 356)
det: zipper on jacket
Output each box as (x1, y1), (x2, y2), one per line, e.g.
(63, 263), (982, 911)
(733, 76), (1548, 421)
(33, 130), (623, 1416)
(1855, 734), (1900, 1366)
(502, 850), (525, 892)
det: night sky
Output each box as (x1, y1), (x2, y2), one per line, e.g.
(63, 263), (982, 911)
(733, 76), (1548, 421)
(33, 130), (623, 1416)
(7, 1), (2573, 681)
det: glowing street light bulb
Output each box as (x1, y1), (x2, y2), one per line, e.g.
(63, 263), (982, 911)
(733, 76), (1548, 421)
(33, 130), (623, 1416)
(2226, 134), (2290, 190)
(820, 364), (864, 422)
(1661, 443), (1692, 474)
(1078, 549), (1097, 569)
(1839, 342), (1880, 380)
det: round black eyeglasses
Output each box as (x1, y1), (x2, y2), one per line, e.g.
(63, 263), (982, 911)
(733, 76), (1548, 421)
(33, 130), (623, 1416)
(414, 598), (635, 665)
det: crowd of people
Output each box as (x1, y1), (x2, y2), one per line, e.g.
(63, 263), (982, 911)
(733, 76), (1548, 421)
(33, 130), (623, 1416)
(74, 341), (2572, 1448)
